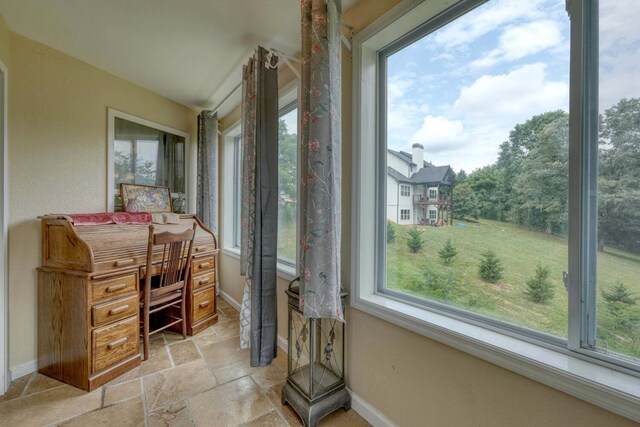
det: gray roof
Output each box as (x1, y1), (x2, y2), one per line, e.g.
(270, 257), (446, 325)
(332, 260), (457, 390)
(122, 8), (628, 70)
(387, 166), (410, 183)
(388, 149), (434, 168)
(410, 165), (454, 185)
(387, 148), (453, 185)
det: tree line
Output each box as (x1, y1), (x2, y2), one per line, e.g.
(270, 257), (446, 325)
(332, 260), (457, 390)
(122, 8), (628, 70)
(453, 97), (640, 254)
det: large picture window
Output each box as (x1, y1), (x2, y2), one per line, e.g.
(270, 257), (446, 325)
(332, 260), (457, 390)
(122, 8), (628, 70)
(353, 0), (640, 415)
(277, 104), (298, 265)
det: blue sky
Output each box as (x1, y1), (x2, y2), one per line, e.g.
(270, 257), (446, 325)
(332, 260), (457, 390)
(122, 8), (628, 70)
(386, 0), (571, 173)
(385, 0), (640, 174)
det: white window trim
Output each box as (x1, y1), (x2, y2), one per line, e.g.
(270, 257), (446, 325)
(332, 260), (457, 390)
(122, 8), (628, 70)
(221, 121), (242, 254)
(107, 108), (191, 212)
(220, 80), (300, 283)
(351, 0), (640, 422)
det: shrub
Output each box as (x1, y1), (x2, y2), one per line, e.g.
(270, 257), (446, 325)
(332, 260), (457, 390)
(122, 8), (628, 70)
(406, 227), (425, 253)
(524, 264), (554, 303)
(602, 282), (639, 306)
(478, 250), (504, 283)
(438, 238), (458, 265)
(387, 221), (396, 243)
(601, 282), (640, 334)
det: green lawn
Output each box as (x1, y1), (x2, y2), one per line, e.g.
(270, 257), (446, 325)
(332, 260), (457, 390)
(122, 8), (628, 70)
(387, 219), (640, 358)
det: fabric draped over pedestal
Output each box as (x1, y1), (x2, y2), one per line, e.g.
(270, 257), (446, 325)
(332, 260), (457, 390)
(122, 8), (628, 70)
(299, 0), (344, 321)
(196, 111), (219, 235)
(239, 47), (279, 366)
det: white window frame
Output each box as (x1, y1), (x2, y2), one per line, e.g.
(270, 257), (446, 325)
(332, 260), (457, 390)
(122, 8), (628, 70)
(107, 109), (190, 211)
(221, 122), (242, 255)
(221, 82), (299, 281)
(351, 0), (640, 421)
(400, 184), (410, 197)
(429, 188), (437, 200)
(400, 209), (410, 221)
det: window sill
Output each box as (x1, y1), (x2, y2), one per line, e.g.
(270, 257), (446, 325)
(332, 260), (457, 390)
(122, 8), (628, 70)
(352, 292), (640, 422)
(221, 247), (298, 282)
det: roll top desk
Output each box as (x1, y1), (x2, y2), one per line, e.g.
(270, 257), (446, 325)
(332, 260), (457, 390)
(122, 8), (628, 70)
(37, 214), (219, 391)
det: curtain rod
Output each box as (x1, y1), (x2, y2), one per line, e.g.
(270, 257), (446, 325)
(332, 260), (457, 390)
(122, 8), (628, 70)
(209, 81), (242, 114)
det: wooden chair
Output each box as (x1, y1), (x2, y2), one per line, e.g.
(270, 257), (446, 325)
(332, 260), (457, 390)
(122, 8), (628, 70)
(140, 223), (196, 360)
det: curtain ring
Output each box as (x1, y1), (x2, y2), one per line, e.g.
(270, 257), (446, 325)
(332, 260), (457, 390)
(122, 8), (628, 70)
(265, 51), (279, 69)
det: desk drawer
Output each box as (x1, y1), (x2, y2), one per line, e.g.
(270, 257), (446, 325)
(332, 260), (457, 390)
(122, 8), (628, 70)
(92, 316), (138, 373)
(92, 273), (138, 302)
(192, 256), (215, 275)
(193, 244), (215, 255)
(92, 294), (138, 327)
(192, 287), (215, 324)
(192, 270), (216, 292)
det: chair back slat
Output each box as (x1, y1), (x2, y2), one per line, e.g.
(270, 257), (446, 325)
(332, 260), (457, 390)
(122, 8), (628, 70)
(141, 222), (197, 361)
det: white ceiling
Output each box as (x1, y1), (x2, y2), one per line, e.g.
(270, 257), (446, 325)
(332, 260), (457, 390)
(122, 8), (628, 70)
(0, 0), (356, 116)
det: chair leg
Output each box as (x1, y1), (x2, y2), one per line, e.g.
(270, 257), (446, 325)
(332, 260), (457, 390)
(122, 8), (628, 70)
(181, 296), (187, 339)
(143, 310), (150, 361)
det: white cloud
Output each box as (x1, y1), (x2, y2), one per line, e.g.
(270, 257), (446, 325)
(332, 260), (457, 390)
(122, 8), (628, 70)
(452, 63), (568, 124)
(387, 73), (430, 146)
(410, 115), (464, 152)
(432, 0), (548, 50)
(403, 63), (569, 172)
(470, 20), (563, 69)
(598, 1), (640, 110)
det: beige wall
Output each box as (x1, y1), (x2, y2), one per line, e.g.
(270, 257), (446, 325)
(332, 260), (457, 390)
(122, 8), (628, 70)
(7, 33), (198, 368)
(217, 0), (635, 425)
(0, 15), (9, 68)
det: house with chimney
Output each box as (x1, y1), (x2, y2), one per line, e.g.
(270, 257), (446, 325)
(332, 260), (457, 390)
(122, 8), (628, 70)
(387, 143), (455, 226)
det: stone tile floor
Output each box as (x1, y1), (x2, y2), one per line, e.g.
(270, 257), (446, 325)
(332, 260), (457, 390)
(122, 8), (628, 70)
(0, 298), (368, 427)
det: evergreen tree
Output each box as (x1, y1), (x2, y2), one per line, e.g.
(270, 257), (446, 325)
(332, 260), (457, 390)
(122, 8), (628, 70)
(524, 264), (554, 303)
(406, 227), (425, 253)
(478, 250), (504, 283)
(602, 282), (640, 334)
(278, 119), (298, 203)
(597, 98), (640, 253)
(513, 113), (569, 234)
(452, 182), (480, 220)
(438, 238), (458, 265)
(387, 221), (396, 243)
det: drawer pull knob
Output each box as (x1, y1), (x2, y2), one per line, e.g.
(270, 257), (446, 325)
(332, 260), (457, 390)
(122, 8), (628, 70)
(195, 246), (206, 252)
(198, 278), (210, 286)
(105, 283), (127, 293)
(108, 305), (129, 316)
(114, 259), (134, 267)
(107, 337), (128, 350)
(199, 301), (210, 309)
(198, 262), (210, 269)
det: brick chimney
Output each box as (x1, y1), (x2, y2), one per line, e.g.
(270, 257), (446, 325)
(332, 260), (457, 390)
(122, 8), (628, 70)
(412, 143), (424, 170)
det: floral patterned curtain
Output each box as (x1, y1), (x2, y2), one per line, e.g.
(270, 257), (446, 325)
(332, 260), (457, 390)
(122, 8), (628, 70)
(196, 111), (218, 235)
(299, 0), (344, 321)
(239, 47), (280, 366)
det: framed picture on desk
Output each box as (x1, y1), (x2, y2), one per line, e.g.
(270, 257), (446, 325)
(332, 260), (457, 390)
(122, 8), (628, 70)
(120, 183), (173, 213)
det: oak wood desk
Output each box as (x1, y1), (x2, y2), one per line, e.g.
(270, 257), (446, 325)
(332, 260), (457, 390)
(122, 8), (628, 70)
(37, 214), (219, 391)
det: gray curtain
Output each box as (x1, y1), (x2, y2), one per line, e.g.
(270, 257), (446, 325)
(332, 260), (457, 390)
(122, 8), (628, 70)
(299, 0), (344, 321)
(239, 46), (279, 366)
(196, 111), (218, 236)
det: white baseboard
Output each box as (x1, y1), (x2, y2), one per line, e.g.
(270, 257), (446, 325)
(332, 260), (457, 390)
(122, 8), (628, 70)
(277, 334), (288, 353)
(10, 360), (36, 382)
(219, 289), (241, 311)
(348, 389), (396, 427)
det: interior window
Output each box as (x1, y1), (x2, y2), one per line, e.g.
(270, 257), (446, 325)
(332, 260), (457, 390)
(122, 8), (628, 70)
(112, 116), (186, 212)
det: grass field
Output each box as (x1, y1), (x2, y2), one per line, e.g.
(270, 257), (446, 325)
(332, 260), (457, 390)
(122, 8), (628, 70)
(387, 219), (640, 358)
